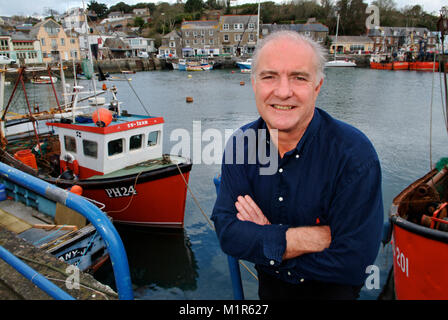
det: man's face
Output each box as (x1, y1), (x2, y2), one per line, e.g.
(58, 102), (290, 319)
(252, 37), (323, 135)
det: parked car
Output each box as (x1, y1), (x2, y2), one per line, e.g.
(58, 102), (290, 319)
(0, 55), (16, 65)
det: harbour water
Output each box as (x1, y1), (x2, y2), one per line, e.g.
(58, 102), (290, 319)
(4, 67), (448, 300)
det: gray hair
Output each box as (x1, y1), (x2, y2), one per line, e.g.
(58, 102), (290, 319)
(251, 31), (327, 84)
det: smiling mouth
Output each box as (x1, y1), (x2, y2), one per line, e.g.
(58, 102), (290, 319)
(271, 105), (293, 110)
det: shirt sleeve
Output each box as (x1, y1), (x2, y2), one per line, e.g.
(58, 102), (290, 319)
(291, 158), (384, 286)
(211, 154), (290, 267)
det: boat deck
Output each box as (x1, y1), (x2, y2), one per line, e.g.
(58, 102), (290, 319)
(0, 225), (117, 300)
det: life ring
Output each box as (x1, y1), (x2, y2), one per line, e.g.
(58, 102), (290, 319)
(61, 153), (79, 176)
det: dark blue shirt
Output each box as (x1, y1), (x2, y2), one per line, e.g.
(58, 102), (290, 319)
(211, 107), (383, 286)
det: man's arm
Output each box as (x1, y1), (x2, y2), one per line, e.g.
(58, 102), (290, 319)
(234, 195), (331, 260)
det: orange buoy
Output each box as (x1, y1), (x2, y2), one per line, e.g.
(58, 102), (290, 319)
(186, 97), (193, 103)
(102, 83), (107, 90)
(240, 81), (245, 86)
(69, 185), (83, 196)
(92, 108), (113, 127)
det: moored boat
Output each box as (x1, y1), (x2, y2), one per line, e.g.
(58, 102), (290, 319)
(236, 59), (252, 71)
(0, 66), (192, 229)
(392, 61), (409, 70)
(409, 61), (439, 72)
(31, 76), (58, 84)
(370, 61), (393, 70)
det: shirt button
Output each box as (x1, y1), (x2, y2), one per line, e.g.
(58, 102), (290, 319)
(278, 168), (283, 173)
(278, 197), (283, 202)
(300, 278), (305, 283)
(295, 154), (300, 159)
(287, 271), (291, 276)
(270, 260), (275, 266)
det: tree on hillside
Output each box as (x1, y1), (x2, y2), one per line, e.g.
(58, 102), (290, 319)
(87, 0), (108, 19)
(185, 0), (204, 13)
(108, 1), (132, 14)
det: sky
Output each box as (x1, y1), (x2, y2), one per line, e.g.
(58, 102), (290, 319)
(0, 0), (445, 18)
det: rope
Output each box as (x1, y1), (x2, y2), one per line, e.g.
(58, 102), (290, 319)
(106, 170), (143, 214)
(33, 224), (67, 246)
(174, 162), (258, 281)
(75, 231), (98, 268)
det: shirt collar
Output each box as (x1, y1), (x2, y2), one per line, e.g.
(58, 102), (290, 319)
(258, 107), (322, 157)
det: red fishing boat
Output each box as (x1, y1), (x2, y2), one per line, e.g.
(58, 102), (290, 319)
(409, 61), (439, 71)
(392, 61), (409, 70)
(370, 61), (393, 70)
(0, 68), (192, 229)
(389, 164), (448, 299)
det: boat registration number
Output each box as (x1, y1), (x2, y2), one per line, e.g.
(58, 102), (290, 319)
(394, 245), (409, 277)
(105, 185), (137, 198)
(127, 120), (149, 129)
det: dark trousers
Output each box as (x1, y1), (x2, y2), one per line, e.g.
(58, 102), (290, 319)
(257, 269), (363, 300)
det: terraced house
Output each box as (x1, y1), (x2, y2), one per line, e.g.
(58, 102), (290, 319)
(31, 18), (81, 63)
(181, 20), (220, 57)
(219, 15), (258, 56)
(0, 28), (41, 64)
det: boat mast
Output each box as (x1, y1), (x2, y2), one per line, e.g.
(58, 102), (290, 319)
(334, 12), (339, 61)
(257, 0), (260, 41)
(0, 68), (5, 142)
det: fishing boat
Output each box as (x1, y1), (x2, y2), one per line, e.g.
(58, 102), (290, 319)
(31, 76), (58, 84)
(179, 59), (213, 71)
(236, 59), (252, 71)
(383, 8), (448, 299)
(0, 165), (109, 273)
(0, 67), (192, 229)
(409, 61), (439, 72)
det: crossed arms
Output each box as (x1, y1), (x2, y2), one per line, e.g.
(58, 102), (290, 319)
(235, 195), (331, 260)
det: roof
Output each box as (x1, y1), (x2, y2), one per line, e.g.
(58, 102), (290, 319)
(103, 37), (131, 51)
(181, 20), (219, 29)
(330, 36), (373, 43)
(219, 15), (258, 24)
(262, 23), (329, 33)
(368, 26), (433, 37)
(162, 30), (181, 39)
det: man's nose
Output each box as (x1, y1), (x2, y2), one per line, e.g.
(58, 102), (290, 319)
(274, 76), (292, 99)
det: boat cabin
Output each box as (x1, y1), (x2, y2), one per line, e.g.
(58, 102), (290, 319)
(47, 113), (164, 179)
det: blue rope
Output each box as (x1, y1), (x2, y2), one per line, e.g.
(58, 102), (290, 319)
(75, 231), (98, 267)
(33, 225), (67, 246)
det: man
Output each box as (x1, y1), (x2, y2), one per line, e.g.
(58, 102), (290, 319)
(211, 31), (383, 300)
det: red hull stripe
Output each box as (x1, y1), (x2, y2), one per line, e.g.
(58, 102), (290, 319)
(47, 117), (164, 134)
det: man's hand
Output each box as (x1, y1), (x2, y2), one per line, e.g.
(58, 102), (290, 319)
(235, 195), (271, 226)
(283, 226), (331, 260)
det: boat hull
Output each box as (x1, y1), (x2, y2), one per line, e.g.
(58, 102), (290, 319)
(370, 62), (393, 70)
(409, 62), (439, 71)
(391, 215), (448, 299)
(48, 158), (193, 228)
(325, 60), (356, 67)
(392, 62), (409, 70)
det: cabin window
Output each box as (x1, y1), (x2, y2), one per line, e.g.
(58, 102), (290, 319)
(147, 131), (159, 147)
(108, 138), (123, 156)
(83, 140), (98, 158)
(130, 134), (143, 150)
(64, 136), (77, 153)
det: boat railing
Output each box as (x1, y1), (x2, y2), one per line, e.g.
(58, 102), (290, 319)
(0, 161), (134, 300)
(213, 174), (245, 300)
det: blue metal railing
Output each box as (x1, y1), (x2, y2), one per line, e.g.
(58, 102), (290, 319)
(0, 245), (75, 300)
(213, 174), (245, 300)
(0, 162), (133, 300)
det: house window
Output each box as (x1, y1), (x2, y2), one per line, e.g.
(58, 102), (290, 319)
(130, 134), (143, 150)
(60, 38), (65, 45)
(169, 41), (175, 48)
(185, 39), (190, 45)
(235, 34), (242, 41)
(64, 136), (77, 153)
(209, 39), (214, 44)
(193, 39), (198, 45)
(249, 34), (254, 41)
(209, 30), (214, 36)
(224, 34), (229, 42)
(41, 38), (45, 46)
(147, 131), (159, 147)
(83, 140), (98, 158)
(185, 31), (190, 37)
(248, 23), (255, 29)
(223, 24), (229, 30)
(108, 139), (123, 156)
(201, 30), (205, 36)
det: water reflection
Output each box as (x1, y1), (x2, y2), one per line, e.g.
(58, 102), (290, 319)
(95, 225), (198, 299)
